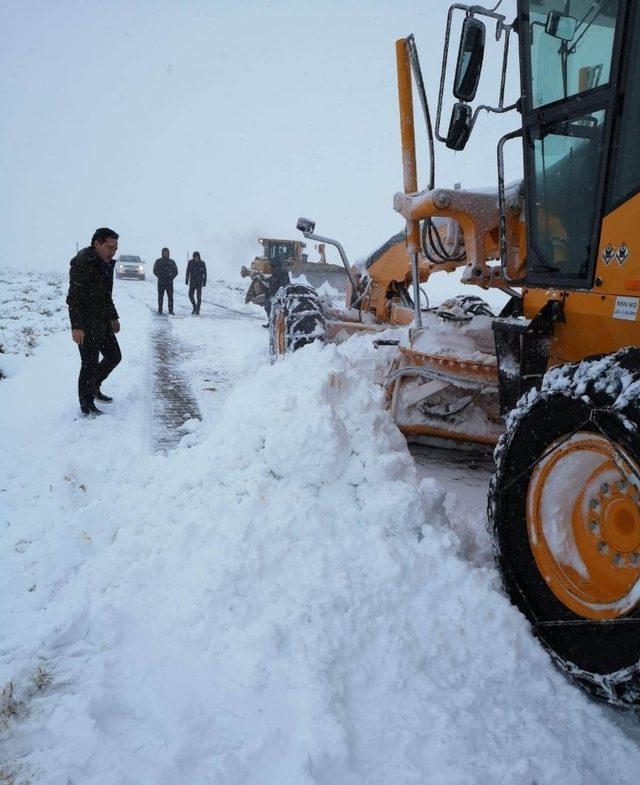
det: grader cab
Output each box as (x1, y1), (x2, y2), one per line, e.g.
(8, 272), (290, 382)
(269, 0), (640, 707)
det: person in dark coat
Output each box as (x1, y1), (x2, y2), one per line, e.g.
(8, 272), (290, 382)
(66, 227), (122, 417)
(185, 251), (207, 315)
(153, 247), (178, 314)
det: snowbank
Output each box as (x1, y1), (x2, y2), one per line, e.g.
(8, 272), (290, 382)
(1, 286), (639, 784)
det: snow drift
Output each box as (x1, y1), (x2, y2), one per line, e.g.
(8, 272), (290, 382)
(1, 283), (639, 784)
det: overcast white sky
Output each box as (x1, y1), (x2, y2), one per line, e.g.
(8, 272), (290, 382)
(1, 0), (520, 285)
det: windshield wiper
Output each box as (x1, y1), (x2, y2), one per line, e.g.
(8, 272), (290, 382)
(568, 0), (608, 54)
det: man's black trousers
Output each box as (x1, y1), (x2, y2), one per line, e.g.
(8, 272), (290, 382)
(158, 281), (174, 314)
(77, 323), (121, 408)
(189, 283), (202, 313)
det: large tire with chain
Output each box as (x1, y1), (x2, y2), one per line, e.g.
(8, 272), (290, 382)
(269, 284), (326, 360)
(488, 348), (640, 706)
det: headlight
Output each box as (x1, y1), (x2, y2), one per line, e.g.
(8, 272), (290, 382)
(118, 265), (125, 271)
(138, 266), (144, 272)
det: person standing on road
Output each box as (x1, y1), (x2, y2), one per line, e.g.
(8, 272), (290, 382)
(185, 251), (207, 315)
(153, 247), (178, 315)
(66, 227), (122, 417)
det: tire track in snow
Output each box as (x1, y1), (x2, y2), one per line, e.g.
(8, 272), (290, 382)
(120, 281), (262, 453)
(149, 314), (201, 452)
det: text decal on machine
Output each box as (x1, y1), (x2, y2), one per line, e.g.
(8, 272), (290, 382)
(613, 296), (639, 321)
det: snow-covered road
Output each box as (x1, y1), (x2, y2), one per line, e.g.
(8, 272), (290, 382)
(1, 272), (640, 784)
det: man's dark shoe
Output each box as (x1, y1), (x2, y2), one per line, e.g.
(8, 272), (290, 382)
(157, 308), (163, 315)
(80, 403), (103, 417)
(95, 388), (113, 403)
(169, 310), (174, 315)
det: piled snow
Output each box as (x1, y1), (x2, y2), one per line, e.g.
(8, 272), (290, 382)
(314, 280), (341, 300)
(286, 275), (345, 310)
(311, 279), (344, 310)
(1, 284), (639, 783)
(407, 312), (496, 362)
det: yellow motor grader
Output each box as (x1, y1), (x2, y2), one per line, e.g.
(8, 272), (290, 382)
(270, 0), (640, 705)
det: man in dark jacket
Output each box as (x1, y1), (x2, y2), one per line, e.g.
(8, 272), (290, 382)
(153, 247), (178, 314)
(67, 227), (122, 417)
(185, 251), (207, 315)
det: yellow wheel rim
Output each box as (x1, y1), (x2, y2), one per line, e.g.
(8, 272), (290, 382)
(275, 313), (286, 355)
(527, 432), (640, 620)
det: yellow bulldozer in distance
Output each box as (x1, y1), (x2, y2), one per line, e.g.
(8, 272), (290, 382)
(241, 237), (349, 317)
(269, 0), (640, 706)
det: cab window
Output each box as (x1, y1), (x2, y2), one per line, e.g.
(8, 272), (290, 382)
(528, 110), (606, 279)
(525, 0), (619, 109)
(608, 3), (640, 207)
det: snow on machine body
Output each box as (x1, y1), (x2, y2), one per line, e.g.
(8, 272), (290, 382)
(267, 1), (640, 707)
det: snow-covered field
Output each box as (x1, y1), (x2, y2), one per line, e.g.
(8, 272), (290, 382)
(1, 269), (639, 784)
(0, 271), (68, 379)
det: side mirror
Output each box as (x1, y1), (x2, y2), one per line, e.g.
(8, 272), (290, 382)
(453, 17), (486, 102)
(446, 102), (473, 151)
(545, 10), (577, 41)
